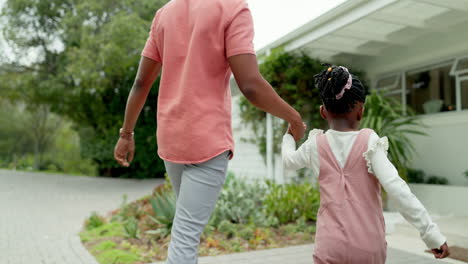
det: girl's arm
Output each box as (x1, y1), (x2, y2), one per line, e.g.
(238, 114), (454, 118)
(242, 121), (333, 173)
(366, 135), (448, 253)
(282, 129), (321, 171)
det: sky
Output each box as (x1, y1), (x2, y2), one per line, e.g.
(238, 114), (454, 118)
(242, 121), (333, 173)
(248, 0), (348, 50)
(0, 0), (348, 62)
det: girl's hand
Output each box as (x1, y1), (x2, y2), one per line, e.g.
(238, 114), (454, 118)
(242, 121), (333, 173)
(431, 242), (450, 259)
(114, 137), (135, 167)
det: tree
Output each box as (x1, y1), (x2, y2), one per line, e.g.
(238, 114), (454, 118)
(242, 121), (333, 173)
(1, 0), (169, 178)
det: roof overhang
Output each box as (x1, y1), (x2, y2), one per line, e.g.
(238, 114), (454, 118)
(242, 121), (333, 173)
(258, 0), (468, 66)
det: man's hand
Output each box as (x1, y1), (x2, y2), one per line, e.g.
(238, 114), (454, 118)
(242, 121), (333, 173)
(288, 121), (307, 141)
(431, 242), (450, 259)
(114, 137), (135, 167)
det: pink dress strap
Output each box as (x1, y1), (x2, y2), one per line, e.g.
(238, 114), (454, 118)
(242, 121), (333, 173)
(313, 129), (386, 264)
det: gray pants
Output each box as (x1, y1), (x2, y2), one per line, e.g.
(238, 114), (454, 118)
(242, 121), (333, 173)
(164, 151), (230, 264)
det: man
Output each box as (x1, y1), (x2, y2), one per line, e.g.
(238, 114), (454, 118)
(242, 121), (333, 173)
(114, 0), (305, 263)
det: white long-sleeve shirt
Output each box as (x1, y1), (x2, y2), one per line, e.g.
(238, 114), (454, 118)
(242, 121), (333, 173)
(282, 129), (446, 249)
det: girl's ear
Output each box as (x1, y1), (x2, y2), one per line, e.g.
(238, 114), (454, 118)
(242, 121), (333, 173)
(320, 105), (328, 120)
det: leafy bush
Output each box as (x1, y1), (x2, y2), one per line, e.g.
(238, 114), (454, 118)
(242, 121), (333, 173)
(112, 195), (144, 222)
(209, 173), (270, 227)
(464, 170), (468, 179)
(85, 212), (106, 230)
(407, 168), (426, 183)
(217, 220), (237, 238)
(407, 168), (449, 185)
(123, 217), (140, 239)
(238, 226), (255, 240)
(147, 191), (176, 237)
(426, 176), (449, 185)
(264, 181), (320, 224)
(361, 91), (427, 180)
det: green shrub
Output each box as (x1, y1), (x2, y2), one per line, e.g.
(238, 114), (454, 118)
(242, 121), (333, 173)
(264, 181), (320, 224)
(96, 249), (140, 264)
(407, 168), (426, 183)
(464, 170), (468, 179)
(147, 191), (176, 238)
(361, 91), (427, 180)
(217, 220), (237, 238)
(80, 222), (125, 243)
(210, 173), (269, 227)
(85, 212), (106, 230)
(93, 241), (117, 252)
(426, 176), (449, 185)
(238, 226), (255, 240)
(123, 217), (140, 239)
(111, 195), (144, 223)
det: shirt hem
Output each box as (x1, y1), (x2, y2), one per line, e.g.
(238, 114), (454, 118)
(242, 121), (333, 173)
(141, 53), (162, 63)
(159, 148), (234, 164)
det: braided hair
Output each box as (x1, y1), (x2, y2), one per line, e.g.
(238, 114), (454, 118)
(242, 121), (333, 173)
(314, 64), (365, 114)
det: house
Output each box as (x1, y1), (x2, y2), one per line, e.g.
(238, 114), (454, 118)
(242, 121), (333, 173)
(228, 0), (468, 215)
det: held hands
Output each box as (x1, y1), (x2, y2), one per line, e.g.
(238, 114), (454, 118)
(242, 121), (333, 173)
(431, 242), (450, 259)
(288, 121), (307, 141)
(114, 136), (135, 167)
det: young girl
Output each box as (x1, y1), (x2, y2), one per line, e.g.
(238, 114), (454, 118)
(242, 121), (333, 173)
(282, 65), (449, 264)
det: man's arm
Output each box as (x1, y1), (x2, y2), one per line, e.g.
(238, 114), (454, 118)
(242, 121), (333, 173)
(114, 56), (161, 167)
(121, 56), (162, 133)
(229, 54), (305, 141)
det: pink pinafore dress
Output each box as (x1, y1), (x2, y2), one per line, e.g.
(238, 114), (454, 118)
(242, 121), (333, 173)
(313, 129), (387, 264)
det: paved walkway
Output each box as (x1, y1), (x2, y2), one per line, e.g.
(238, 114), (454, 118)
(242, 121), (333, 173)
(1, 170), (461, 264)
(0, 169), (162, 264)
(155, 244), (454, 264)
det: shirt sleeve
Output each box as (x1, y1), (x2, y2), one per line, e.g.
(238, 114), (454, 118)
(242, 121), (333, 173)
(364, 132), (447, 249)
(224, 2), (255, 58)
(282, 129), (322, 171)
(141, 10), (162, 62)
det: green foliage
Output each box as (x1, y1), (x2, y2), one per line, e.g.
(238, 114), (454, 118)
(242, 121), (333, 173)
(1, 0), (169, 178)
(80, 222), (125, 243)
(112, 195), (144, 222)
(93, 241), (117, 252)
(264, 181), (320, 224)
(209, 173), (273, 227)
(426, 176), (449, 185)
(217, 220), (237, 238)
(147, 191), (176, 237)
(407, 168), (426, 183)
(464, 170), (468, 179)
(86, 212), (106, 230)
(123, 217), (140, 239)
(238, 226), (255, 240)
(96, 249), (141, 264)
(406, 168), (449, 185)
(238, 51), (367, 161)
(361, 90), (427, 180)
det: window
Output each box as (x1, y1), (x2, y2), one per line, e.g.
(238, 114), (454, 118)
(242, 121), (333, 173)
(406, 64), (456, 114)
(375, 73), (402, 102)
(375, 56), (468, 114)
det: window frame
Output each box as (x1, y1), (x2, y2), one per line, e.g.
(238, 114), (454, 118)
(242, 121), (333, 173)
(375, 55), (468, 114)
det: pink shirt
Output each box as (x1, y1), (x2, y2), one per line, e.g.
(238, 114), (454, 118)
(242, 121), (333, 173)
(142, 0), (255, 164)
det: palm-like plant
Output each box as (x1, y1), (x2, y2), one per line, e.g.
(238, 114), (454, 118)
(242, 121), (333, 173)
(360, 90), (427, 180)
(146, 191), (176, 237)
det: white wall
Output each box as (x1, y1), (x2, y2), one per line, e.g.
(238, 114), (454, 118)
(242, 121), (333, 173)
(388, 184), (468, 216)
(228, 95), (268, 180)
(407, 111), (468, 186)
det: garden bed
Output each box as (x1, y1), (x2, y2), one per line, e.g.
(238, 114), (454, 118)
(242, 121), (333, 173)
(80, 174), (319, 264)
